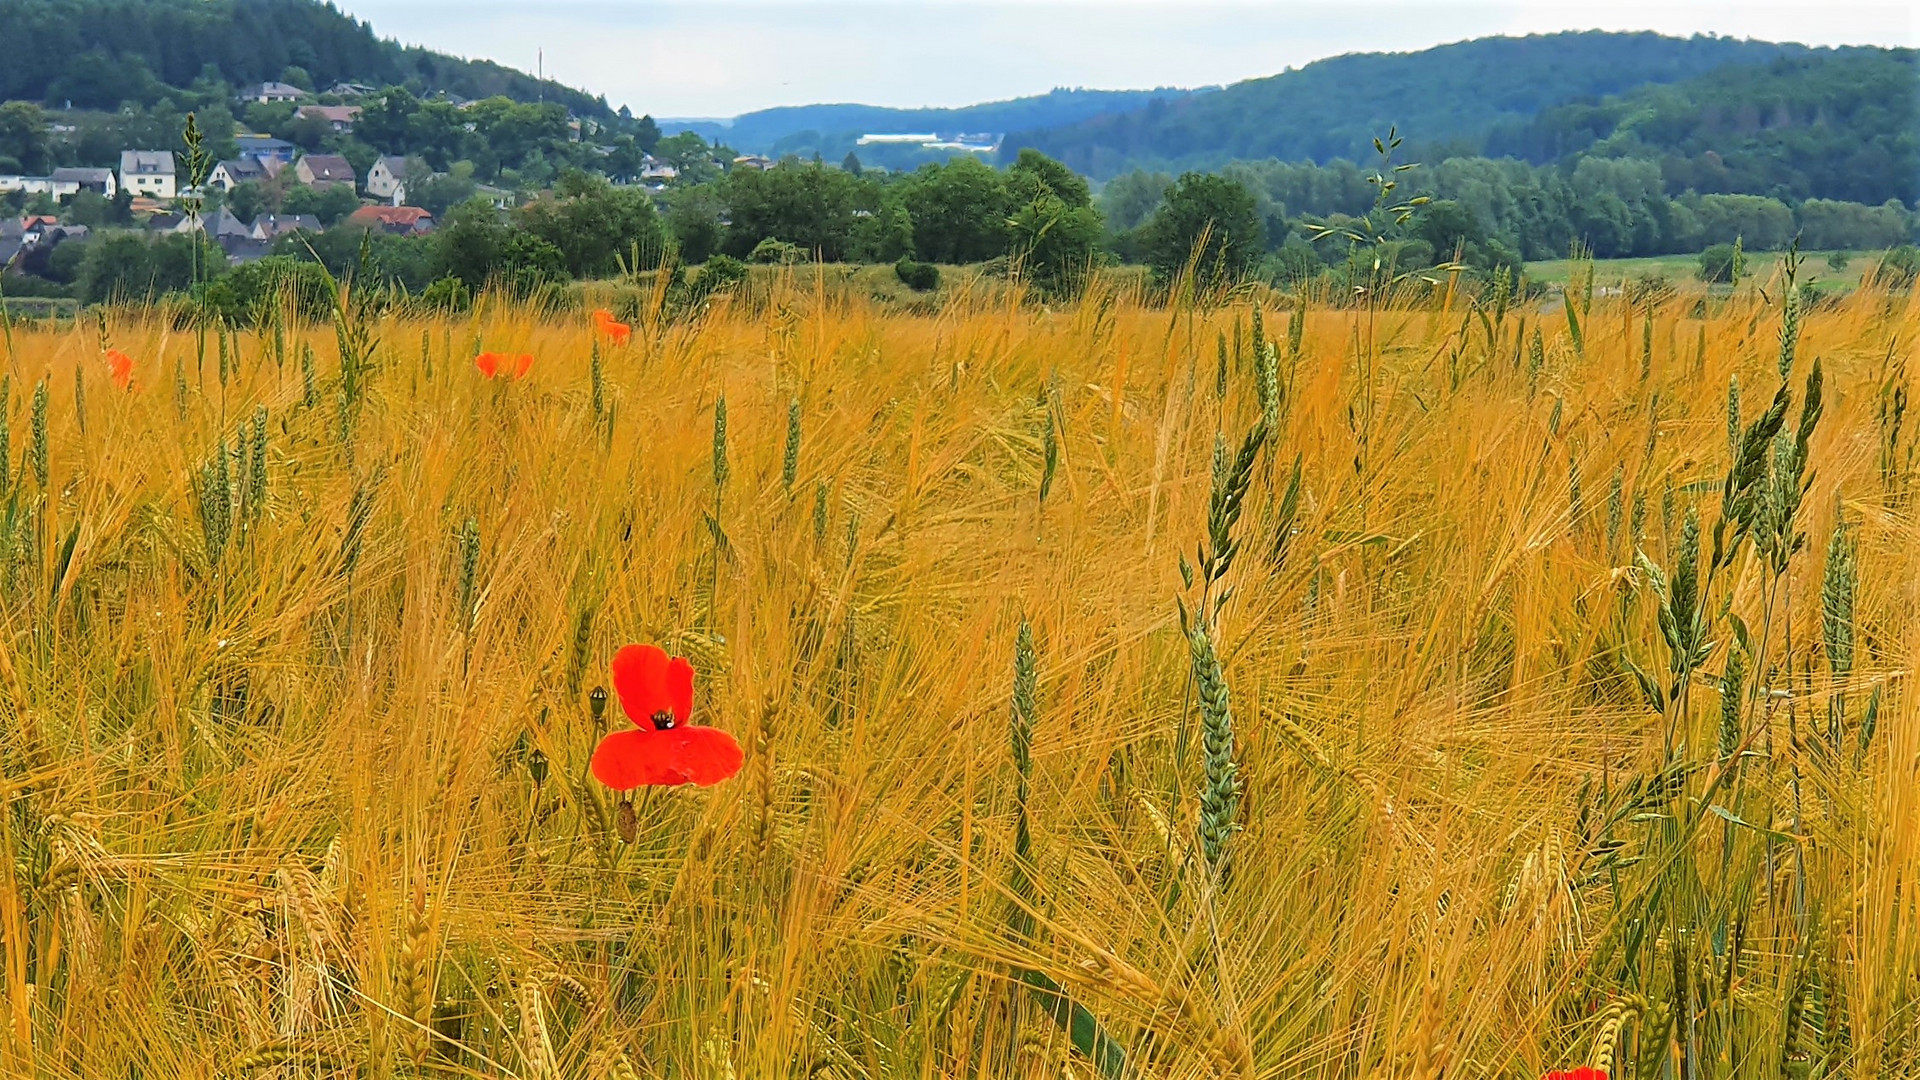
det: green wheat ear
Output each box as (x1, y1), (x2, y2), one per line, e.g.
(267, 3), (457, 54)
(782, 397), (801, 495)
(1004, 619), (1126, 1079)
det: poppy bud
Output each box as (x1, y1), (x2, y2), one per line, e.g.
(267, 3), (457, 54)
(527, 746), (548, 786)
(615, 796), (637, 843)
(589, 685), (608, 721)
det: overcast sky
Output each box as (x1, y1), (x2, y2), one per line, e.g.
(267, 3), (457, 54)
(338, 1), (1917, 119)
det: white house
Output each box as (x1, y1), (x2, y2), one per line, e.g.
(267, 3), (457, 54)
(0, 168), (115, 200)
(366, 155), (408, 201)
(51, 167), (117, 198)
(209, 157), (268, 191)
(246, 82), (306, 105)
(120, 150), (177, 199)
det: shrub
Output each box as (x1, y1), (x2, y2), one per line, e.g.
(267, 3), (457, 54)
(1698, 243), (1739, 284)
(419, 275), (471, 313)
(748, 238), (804, 265)
(1871, 245), (1919, 289)
(894, 258), (940, 292)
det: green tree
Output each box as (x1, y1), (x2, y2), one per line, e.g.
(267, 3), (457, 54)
(1142, 172), (1265, 288)
(515, 169), (664, 278)
(722, 162), (867, 261)
(0, 102), (52, 174)
(1098, 170), (1173, 233)
(665, 183), (727, 264)
(282, 182), (363, 227)
(901, 157), (1012, 264)
(432, 197), (510, 289)
(1005, 150), (1103, 296)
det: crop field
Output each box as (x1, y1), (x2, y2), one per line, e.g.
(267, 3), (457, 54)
(0, 267), (1916, 1079)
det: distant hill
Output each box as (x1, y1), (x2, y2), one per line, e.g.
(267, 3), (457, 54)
(0, 0), (614, 117)
(666, 87), (1201, 163)
(1002, 32), (1812, 177)
(1487, 48), (1918, 205)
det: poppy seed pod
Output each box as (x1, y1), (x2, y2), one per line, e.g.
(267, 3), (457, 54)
(589, 685), (608, 721)
(615, 797), (637, 843)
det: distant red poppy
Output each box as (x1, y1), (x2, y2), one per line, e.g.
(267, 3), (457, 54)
(1543, 1069), (1607, 1080)
(105, 349), (133, 390)
(590, 644), (742, 789)
(475, 351), (534, 379)
(593, 308), (631, 346)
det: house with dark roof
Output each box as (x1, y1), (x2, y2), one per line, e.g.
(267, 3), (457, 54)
(294, 154), (357, 189)
(0, 219), (24, 271)
(209, 158), (267, 191)
(250, 213), (322, 240)
(50, 167), (116, 198)
(234, 136), (298, 167)
(246, 82), (306, 104)
(366, 156), (409, 202)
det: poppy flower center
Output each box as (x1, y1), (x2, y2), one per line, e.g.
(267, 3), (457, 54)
(650, 710), (676, 731)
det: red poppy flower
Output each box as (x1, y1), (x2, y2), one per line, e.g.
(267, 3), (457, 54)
(105, 349), (133, 390)
(590, 644), (742, 789)
(1543, 1069), (1607, 1080)
(475, 352), (534, 379)
(593, 308), (632, 346)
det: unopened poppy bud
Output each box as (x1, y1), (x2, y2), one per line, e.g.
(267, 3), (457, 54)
(527, 746), (548, 786)
(615, 797), (637, 843)
(589, 685), (607, 721)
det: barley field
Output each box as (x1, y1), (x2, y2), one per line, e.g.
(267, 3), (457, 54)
(0, 266), (1915, 1080)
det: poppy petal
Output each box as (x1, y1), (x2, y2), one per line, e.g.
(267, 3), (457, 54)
(591, 728), (674, 789)
(611, 643), (673, 725)
(655, 725), (744, 785)
(514, 353), (534, 378)
(475, 351), (500, 378)
(665, 656), (694, 723)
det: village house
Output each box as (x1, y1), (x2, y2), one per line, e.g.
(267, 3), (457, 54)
(296, 104), (362, 133)
(324, 82), (378, 98)
(366, 156), (409, 202)
(294, 154), (357, 189)
(119, 150), (177, 200)
(0, 167), (116, 200)
(347, 205), (436, 236)
(208, 157), (268, 191)
(250, 213), (321, 241)
(246, 82), (306, 105)
(0, 219), (23, 270)
(51, 167), (116, 198)
(234, 135), (298, 168)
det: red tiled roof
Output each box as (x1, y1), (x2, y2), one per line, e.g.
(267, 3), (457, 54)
(349, 206), (434, 227)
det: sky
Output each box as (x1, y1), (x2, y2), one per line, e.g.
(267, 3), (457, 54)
(339, 0), (1917, 119)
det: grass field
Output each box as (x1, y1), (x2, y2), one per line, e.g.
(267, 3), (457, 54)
(0, 268), (1916, 1079)
(1525, 250), (1885, 293)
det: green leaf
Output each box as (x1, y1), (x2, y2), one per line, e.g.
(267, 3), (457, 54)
(1018, 968), (1128, 1079)
(1707, 803), (1805, 843)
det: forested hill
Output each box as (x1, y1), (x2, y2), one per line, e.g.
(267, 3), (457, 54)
(0, 0), (614, 117)
(1003, 32), (1810, 177)
(1487, 48), (1918, 206)
(667, 88), (1200, 157)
